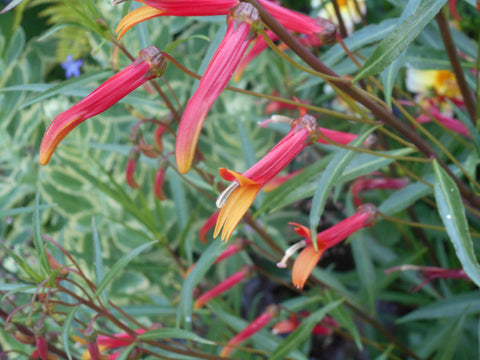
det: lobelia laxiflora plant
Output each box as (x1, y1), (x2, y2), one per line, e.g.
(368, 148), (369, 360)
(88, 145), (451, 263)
(4, 0), (479, 358)
(39, 46), (167, 165)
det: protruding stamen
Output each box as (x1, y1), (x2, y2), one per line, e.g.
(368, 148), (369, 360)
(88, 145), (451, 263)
(216, 182), (240, 208)
(277, 240), (307, 268)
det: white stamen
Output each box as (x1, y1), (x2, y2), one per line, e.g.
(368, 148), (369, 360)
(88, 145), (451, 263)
(111, 0), (126, 5)
(276, 240), (307, 268)
(216, 182), (240, 208)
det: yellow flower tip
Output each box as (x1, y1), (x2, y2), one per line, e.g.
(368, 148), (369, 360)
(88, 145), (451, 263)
(39, 114), (84, 165)
(214, 180), (261, 243)
(116, 6), (164, 40)
(175, 150), (194, 174)
(193, 300), (202, 310)
(291, 246), (324, 290)
(39, 150), (51, 166)
(219, 346), (233, 358)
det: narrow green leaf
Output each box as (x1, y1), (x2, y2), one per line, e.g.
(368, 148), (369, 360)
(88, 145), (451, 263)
(33, 192), (50, 276)
(113, 344), (136, 360)
(340, 147), (414, 182)
(37, 23), (86, 41)
(399, 0), (423, 22)
(417, 312), (465, 359)
(398, 291), (480, 322)
(324, 291), (362, 349)
(310, 127), (377, 250)
(62, 307), (78, 360)
(270, 299), (343, 360)
(19, 70), (112, 109)
(5, 28), (25, 66)
(0, 284), (35, 292)
(0, 243), (43, 282)
(378, 164), (462, 216)
(433, 160), (480, 287)
(381, 51), (406, 108)
(237, 121), (257, 168)
(191, 22), (226, 95)
(176, 240), (224, 329)
(94, 240), (158, 299)
(351, 229), (376, 312)
(139, 328), (215, 345)
(354, 0), (448, 81)
(375, 345), (394, 360)
(0, 204), (56, 219)
(405, 46), (471, 70)
(436, 312), (466, 360)
(1, 285), (36, 302)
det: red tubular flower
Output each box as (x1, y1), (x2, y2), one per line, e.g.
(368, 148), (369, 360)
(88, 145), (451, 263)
(214, 115), (320, 242)
(351, 174), (409, 207)
(39, 46), (167, 165)
(263, 92), (302, 115)
(215, 239), (248, 263)
(175, 3), (261, 174)
(259, 113), (365, 147)
(35, 335), (49, 360)
(220, 304), (279, 357)
(199, 211), (220, 244)
(87, 341), (103, 360)
(46, 249), (69, 275)
(278, 204), (377, 289)
(272, 313), (338, 336)
(153, 124), (167, 152)
(125, 150), (141, 189)
(154, 167), (167, 200)
(317, 128), (360, 145)
(194, 265), (252, 309)
(116, 0), (238, 39)
(385, 265), (470, 292)
(416, 105), (471, 138)
(116, 0), (335, 41)
(449, 0), (461, 21)
(259, 1), (336, 40)
(76, 329), (147, 360)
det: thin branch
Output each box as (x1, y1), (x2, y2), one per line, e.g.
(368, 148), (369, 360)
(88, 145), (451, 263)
(436, 9), (477, 123)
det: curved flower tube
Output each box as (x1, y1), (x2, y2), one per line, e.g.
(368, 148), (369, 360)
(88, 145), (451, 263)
(175, 3), (261, 174)
(39, 46), (167, 165)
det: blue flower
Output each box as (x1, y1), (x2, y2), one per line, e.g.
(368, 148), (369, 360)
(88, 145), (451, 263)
(61, 54), (83, 78)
